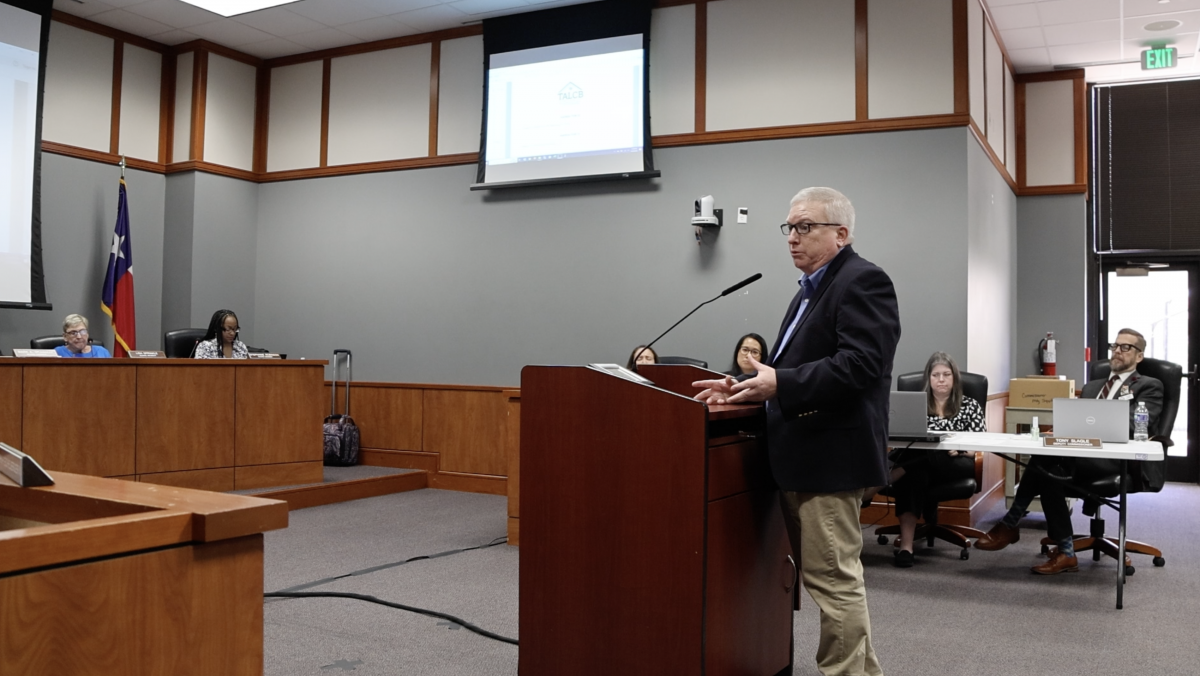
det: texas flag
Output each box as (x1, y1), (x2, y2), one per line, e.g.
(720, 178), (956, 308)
(101, 179), (136, 357)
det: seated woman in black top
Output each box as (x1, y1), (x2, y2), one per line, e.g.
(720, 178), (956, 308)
(889, 352), (985, 567)
(725, 333), (770, 377)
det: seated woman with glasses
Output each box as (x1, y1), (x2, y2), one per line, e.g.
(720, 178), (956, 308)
(725, 333), (770, 377)
(55, 314), (111, 358)
(194, 309), (249, 359)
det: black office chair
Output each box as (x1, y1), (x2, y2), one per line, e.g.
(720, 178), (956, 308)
(1037, 357), (1179, 573)
(30, 335), (105, 350)
(657, 356), (708, 368)
(163, 328), (207, 358)
(874, 371), (990, 560)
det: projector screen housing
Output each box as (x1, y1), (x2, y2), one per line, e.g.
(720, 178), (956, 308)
(472, 0), (658, 191)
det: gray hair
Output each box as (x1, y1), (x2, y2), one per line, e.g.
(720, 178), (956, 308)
(63, 314), (89, 332)
(790, 186), (855, 243)
(1116, 327), (1146, 352)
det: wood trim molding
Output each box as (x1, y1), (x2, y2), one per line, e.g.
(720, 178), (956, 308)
(429, 39), (440, 157)
(110, 41), (123, 156)
(428, 471), (507, 496)
(1015, 68), (1085, 83)
(1073, 76), (1086, 186)
(173, 39), (262, 68)
(50, 10), (168, 54)
(854, 0), (868, 121)
(160, 51), (176, 165)
(253, 66), (270, 174)
(1017, 183), (1088, 196)
(653, 113), (970, 148)
(41, 141), (166, 173)
(1015, 80), (1026, 187)
(259, 152), (477, 183)
(319, 58), (331, 168)
(265, 25), (482, 68)
(190, 50), (208, 162)
(165, 159), (257, 181)
(967, 119), (1017, 192)
(694, 0), (707, 133)
(952, 0), (968, 115)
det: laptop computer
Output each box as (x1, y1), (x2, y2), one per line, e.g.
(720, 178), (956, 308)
(888, 391), (951, 442)
(1051, 398), (1130, 443)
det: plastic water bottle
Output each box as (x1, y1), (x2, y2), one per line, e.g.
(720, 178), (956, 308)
(1133, 402), (1149, 442)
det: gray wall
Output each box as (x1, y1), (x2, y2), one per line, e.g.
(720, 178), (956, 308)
(1016, 193), (1088, 386)
(162, 172), (195, 338)
(0, 154), (165, 354)
(253, 127), (974, 386)
(965, 137), (1017, 388)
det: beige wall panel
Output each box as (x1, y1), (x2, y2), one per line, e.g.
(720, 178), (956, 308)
(867, 0), (954, 119)
(968, 0), (984, 128)
(44, 22), (112, 151)
(118, 44), (162, 162)
(1025, 80), (1075, 186)
(267, 61), (322, 172)
(173, 52), (193, 162)
(984, 27), (1004, 162)
(204, 54), (257, 171)
(649, 4), (695, 136)
(328, 44), (432, 165)
(1005, 67), (1015, 178)
(437, 35), (484, 156)
(706, 0), (855, 131)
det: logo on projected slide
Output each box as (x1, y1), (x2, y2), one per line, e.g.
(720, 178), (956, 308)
(559, 83), (584, 101)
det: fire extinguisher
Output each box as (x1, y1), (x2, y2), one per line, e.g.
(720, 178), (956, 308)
(1038, 332), (1057, 376)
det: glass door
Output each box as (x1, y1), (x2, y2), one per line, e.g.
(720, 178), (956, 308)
(1102, 264), (1197, 483)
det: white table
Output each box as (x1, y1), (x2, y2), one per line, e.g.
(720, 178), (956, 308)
(891, 432), (1163, 609)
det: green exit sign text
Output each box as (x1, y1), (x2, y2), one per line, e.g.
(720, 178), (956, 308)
(1142, 47), (1178, 70)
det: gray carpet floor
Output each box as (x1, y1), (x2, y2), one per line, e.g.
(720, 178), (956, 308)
(263, 483), (1200, 675)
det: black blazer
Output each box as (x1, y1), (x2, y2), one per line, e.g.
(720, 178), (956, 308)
(1079, 370), (1164, 437)
(765, 245), (901, 493)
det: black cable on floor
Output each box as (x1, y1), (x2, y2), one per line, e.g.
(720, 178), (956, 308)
(264, 591), (519, 646)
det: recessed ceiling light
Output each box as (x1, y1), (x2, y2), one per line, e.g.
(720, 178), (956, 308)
(1144, 20), (1182, 31)
(178, 0), (302, 18)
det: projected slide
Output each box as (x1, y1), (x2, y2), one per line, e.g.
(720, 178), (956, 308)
(0, 4), (40, 304)
(484, 34), (644, 184)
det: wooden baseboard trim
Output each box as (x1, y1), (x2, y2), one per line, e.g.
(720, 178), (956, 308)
(360, 449), (439, 472)
(507, 516), (519, 547)
(428, 472), (507, 496)
(254, 471), (428, 510)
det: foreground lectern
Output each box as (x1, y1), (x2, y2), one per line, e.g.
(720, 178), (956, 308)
(520, 364), (794, 676)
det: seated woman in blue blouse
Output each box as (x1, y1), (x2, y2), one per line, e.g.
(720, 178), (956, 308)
(55, 314), (111, 358)
(194, 309), (249, 359)
(888, 352), (985, 567)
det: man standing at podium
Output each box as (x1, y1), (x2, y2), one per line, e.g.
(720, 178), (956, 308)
(695, 187), (899, 676)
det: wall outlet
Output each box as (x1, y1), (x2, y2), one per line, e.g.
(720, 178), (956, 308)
(737, 207), (748, 224)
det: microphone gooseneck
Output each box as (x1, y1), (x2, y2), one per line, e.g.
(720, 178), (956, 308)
(633, 273), (763, 370)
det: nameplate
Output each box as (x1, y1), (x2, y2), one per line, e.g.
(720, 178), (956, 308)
(0, 442), (54, 487)
(12, 349), (59, 358)
(1042, 437), (1102, 448)
(248, 352), (282, 359)
(128, 350), (166, 358)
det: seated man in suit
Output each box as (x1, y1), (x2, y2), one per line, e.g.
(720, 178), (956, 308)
(974, 328), (1163, 574)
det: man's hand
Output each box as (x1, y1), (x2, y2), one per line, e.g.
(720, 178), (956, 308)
(693, 356), (778, 404)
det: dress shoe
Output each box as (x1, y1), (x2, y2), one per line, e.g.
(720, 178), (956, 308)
(974, 522), (1020, 551)
(1032, 551), (1079, 575)
(893, 549), (914, 568)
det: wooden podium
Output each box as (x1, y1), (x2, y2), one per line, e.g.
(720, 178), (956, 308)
(519, 364), (794, 676)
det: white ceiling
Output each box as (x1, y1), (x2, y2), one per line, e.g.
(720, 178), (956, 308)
(51, 0), (596, 59)
(53, 0), (1200, 81)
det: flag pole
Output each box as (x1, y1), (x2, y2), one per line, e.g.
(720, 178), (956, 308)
(119, 155), (126, 179)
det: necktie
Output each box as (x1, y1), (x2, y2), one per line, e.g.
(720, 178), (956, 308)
(1098, 374), (1120, 399)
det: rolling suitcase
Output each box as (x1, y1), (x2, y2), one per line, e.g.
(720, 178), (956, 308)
(323, 349), (361, 466)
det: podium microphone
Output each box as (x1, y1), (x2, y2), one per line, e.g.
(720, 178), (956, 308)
(634, 273), (762, 369)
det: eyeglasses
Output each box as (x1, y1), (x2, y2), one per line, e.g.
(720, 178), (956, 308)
(738, 346), (762, 357)
(222, 326), (240, 334)
(1109, 343), (1142, 353)
(780, 222), (840, 236)
(65, 328), (88, 338)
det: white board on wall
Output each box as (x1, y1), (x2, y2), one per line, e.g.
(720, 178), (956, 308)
(204, 53), (257, 171)
(119, 44), (162, 162)
(867, 0), (954, 119)
(649, 4), (695, 136)
(437, 36), (483, 156)
(1025, 80), (1075, 186)
(174, 52), (193, 163)
(706, 0), (855, 131)
(328, 44), (432, 166)
(44, 22), (113, 152)
(267, 61), (322, 172)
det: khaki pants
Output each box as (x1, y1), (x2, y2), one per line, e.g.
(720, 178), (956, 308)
(781, 490), (883, 676)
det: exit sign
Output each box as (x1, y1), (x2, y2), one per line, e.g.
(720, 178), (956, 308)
(1142, 47), (1178, 70)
